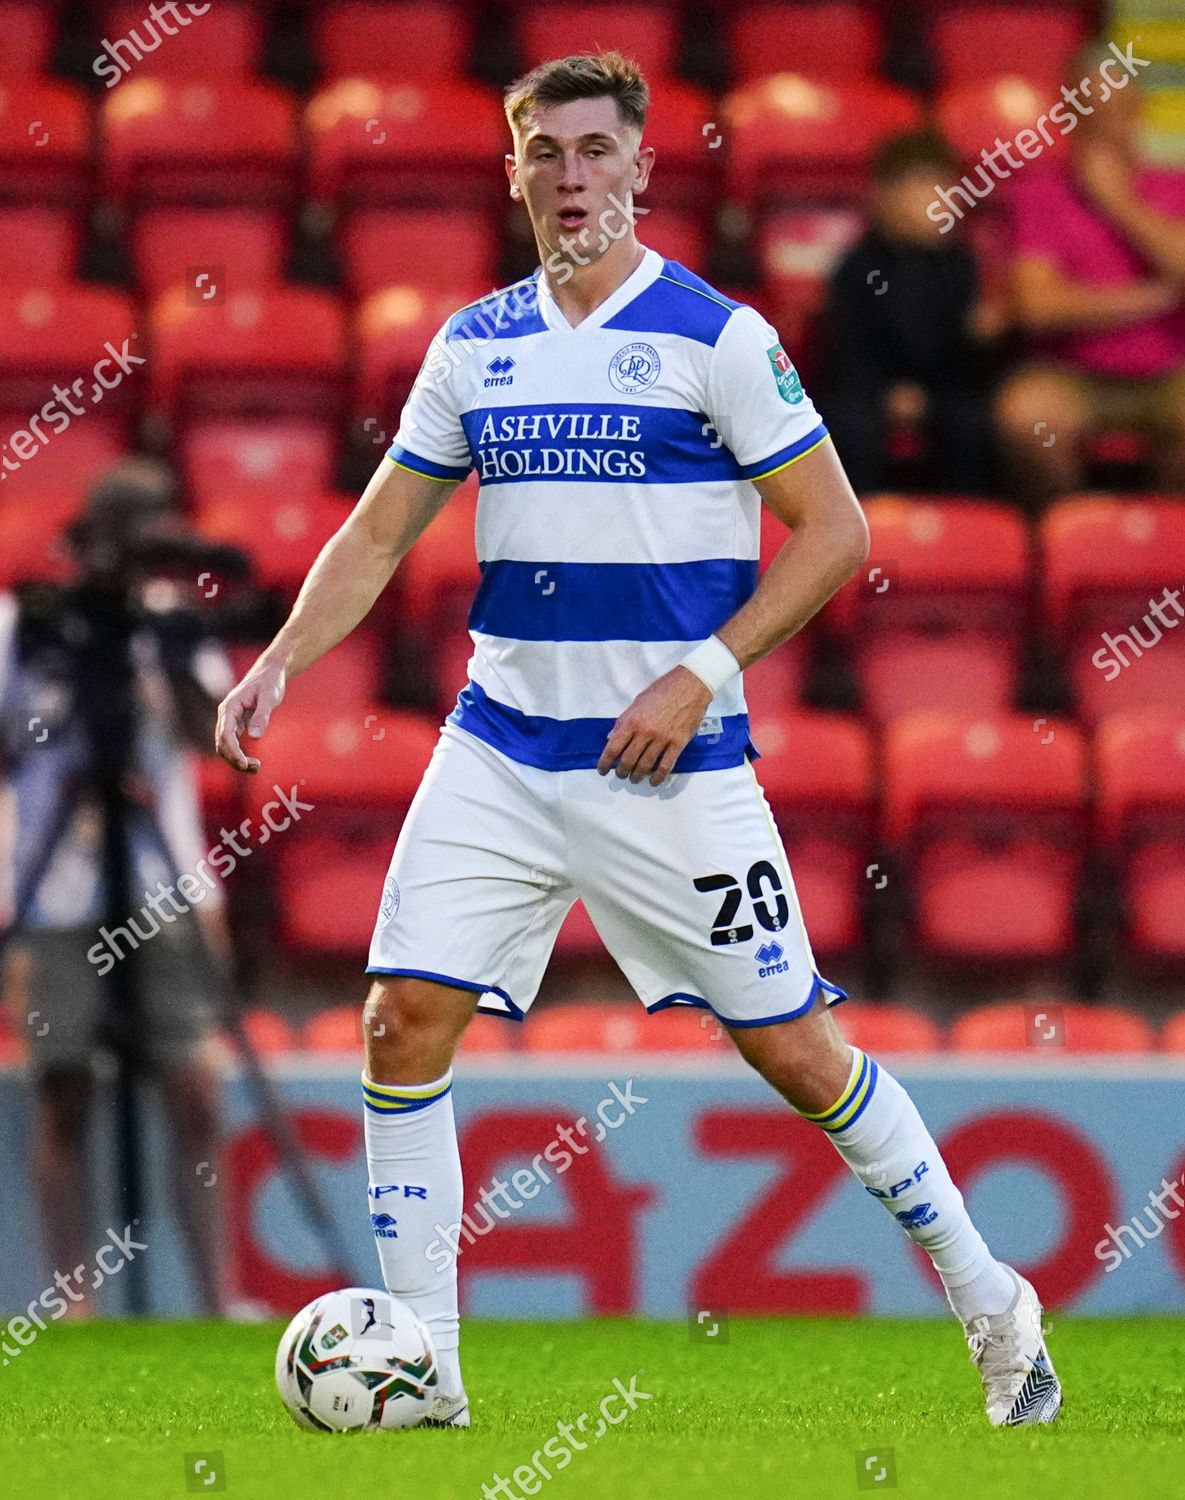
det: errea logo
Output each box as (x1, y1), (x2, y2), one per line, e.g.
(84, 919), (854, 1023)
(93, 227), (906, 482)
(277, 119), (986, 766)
(755, 940), (789, 978)
(484, 356), (515, 387)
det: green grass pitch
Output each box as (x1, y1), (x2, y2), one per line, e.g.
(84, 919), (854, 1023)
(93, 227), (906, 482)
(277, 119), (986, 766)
(2, 1317), (1183, 1499)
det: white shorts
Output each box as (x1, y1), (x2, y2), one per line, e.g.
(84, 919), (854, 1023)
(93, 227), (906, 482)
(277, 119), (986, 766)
(367, 722), (846, 1026)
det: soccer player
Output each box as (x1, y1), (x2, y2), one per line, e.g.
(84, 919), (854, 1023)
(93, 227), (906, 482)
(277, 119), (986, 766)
(216, 52), (1061, 1428)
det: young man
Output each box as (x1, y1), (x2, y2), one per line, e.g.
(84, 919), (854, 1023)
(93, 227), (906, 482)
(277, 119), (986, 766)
(216, 53), (1061, 1428)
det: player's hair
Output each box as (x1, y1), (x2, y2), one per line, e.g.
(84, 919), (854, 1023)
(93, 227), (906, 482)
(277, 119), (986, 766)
(504, 50), (649, 136)
(871, 128), (958, 186)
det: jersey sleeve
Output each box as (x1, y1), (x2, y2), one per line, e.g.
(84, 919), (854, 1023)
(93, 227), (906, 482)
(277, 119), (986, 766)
(387, 324), (473, 482)
(705, 304), (830, 482)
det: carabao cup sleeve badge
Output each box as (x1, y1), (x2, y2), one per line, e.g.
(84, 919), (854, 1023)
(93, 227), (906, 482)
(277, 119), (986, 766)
(766, 343), (804, 403)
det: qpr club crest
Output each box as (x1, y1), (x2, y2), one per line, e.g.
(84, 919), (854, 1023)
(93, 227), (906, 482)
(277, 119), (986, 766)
(378, 875), (400, 927)
(608, 341), (661, 394)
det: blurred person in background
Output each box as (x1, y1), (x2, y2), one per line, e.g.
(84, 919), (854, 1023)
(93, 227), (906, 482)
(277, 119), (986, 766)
(0, 458), (234, 1316)
(995, 41), (1185, 507)
(817, 129), (1005, 496)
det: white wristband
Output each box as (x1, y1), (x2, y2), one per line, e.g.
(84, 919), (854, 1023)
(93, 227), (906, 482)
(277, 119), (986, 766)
(679, 635), (741, 696)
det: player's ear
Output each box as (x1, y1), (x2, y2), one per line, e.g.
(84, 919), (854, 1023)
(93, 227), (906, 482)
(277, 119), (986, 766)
(505, 153), (522, 200)
(633, 143), (655, 194)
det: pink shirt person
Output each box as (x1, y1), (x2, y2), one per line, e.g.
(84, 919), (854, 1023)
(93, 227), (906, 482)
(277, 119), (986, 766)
(1008, 163), (1185, 378)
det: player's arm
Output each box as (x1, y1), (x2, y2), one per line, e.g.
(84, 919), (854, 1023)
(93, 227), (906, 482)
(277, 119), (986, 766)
(597, 439), (867, 787)
(716, 438), (867, 667)
(215, 459), (459, 772)
(599, 307), (867, 789)
(1011, 254), (1178, 333)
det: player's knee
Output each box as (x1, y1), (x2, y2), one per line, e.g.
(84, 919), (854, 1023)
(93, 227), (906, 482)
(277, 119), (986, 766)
(727, 1004), (852, 1113)
(362, 977), (469, 1081)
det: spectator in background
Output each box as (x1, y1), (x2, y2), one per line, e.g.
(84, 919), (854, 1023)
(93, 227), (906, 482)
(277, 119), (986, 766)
(0, 459), (234, 1316)
(996, 41), (1185, 507)
(818, 130), (1004, 496)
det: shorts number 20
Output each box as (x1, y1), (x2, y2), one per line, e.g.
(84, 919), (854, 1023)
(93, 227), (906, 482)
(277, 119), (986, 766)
(692, 860), (790, 946)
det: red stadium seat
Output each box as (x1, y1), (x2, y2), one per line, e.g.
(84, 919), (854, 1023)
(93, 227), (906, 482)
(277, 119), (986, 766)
(0, 423), (126, 586)
(524, 1001), (729, 1053)
(97, 3), (262, 79)
(1161, 1011), (1185, 1052)
(0, 3), (55, 76)
(633, 207), (708, 274)
(1041, 496), (1185, 725)
(757, 206), (863, 340)
(353, 284), (477, 424)
(553, 900), (607, 959)
(181, 418), (338, 503)
(248, 706), (439, 812)
(192, 750), (245, 843)
(0, 284), (139, 422)
(0, 493), (76, 587)
(0, 421), (123, 506)
(884, 712), (1088, 965)
(227, 629), (382, 714)
(240, 1008), (300, 1053)
(273, 831), (392, 954)
(391, 477), (482, 713)
(832, 498), (1030, 722)
(728, 4), (882, 82)
(0, 80), (89, 204)
(148, 285), (348, 426)
(836, 1004), (943, 1053)
(306, 79), (505, 210)
(276, 631), (383, 713)
(132, 208), (288, 300)
(740, 641), (807, 715)
(724, 75), (921, 206)
(340, 209), (499, 300)
(936, 77), (1064, 168)
(197, 490), (352, 592)
(0, 208), (78, 285)
(315, 3), (474, 81)
(1096, 710), (1185, 966)
(517, 5), (680, 77)
(303, 1005), (363, 1051)
(395, 478), (480, 628)
(101, 79), (298, 208)
(633, 80), (719, 210)
(951, 1001), (1154, 1054)
(749, 709), (874, 956)
(929, 6), (1089, 87)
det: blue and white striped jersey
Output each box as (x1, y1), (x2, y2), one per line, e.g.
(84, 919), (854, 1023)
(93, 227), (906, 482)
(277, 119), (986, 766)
(388, 246), (829, 773)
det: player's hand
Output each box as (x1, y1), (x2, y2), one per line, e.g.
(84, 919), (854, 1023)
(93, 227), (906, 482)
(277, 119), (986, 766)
(215, 659), (287, 773)
(597, 666), (713, 787)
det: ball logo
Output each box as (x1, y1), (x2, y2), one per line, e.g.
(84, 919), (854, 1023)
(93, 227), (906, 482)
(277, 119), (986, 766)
(379, 876), (400, 927)
(609, 342), (661, 394)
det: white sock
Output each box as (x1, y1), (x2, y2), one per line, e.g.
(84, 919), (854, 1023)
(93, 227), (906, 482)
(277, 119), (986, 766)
(802, 1047), (1016, 1322)
(362, 1069), (464, 1393)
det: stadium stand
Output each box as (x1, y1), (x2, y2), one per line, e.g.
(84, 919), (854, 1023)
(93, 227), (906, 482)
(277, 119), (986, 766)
(0, 0), (1182, 1058)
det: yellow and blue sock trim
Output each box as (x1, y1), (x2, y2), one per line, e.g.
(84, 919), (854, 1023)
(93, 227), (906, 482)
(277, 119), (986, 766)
(800, 1048), (878, 1134)
(361, 1070), (453, 1115)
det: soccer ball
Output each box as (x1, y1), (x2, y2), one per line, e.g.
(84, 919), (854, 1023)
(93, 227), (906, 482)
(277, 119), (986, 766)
(275, 1287), (439, 1432)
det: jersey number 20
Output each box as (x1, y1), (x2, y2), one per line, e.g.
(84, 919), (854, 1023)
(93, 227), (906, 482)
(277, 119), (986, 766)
(693, 861), (790, 946)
